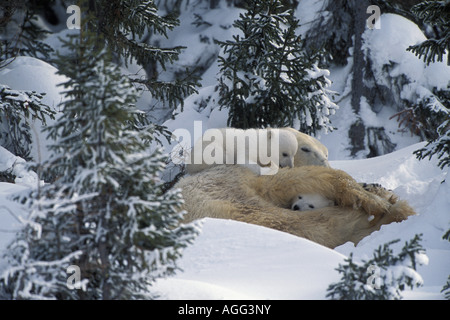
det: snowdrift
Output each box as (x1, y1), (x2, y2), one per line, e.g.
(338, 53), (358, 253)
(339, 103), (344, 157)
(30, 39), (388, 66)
(153, 218), (345, 300)
(0, 142), (448, 299)
(153, 143), (449, 299)
(0, 6), (448, 300)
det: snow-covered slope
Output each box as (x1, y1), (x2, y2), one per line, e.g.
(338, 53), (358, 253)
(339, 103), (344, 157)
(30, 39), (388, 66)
(153, 218), (345, 300)
(1, 142), (447, 299)
(150, 143), (449, 300)
(333, 143), (449, 300)
(0, 1), (448, 300)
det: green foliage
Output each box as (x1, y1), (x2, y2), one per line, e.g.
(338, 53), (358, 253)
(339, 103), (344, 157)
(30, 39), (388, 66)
(86, 0), (180, 66)
(0, 0), (53, 63)
(0, 17), (198, 299)
(0, 84), (55, 161)
(216, 0), (337, 133)
(1, 0), (199, 115)
(327, 234), (427, 300)
(408, 1), (450, 169)
(81, 0), (199, 112)
(406, 0), (450, 66)
(441, 229), (450, 299)
(301, 0), (356, 66)
(442, 275), (450, 299)
(0, 1), (56, 162)
(414, 114), (450, 169)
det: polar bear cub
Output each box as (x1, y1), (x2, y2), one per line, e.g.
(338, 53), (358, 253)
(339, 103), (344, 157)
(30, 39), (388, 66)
(186, 128), (298, 175)
(291, 193), (335, 211)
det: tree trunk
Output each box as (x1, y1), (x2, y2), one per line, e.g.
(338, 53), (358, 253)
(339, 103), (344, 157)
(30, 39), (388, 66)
(349, 0), (369, 157)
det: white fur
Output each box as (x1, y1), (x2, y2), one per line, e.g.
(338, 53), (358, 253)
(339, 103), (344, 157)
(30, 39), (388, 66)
(291, 193), (335, 211)
(186, 128), (298, 175)
(282, 127), (330, 167)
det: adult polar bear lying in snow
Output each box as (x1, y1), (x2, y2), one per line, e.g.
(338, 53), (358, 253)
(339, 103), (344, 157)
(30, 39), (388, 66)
(177, 165), (416, 248)
(186, 128), (298, 175)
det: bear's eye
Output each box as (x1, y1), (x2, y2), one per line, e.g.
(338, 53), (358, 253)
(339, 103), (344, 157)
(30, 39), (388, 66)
(301, 147), (311, 153)
(298, 196), (302, 199)
(282, 152), (288, 157)
(309, 204), (315, 209)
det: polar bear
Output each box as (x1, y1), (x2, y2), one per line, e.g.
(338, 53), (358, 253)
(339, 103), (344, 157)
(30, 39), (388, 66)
(176, 165), (416, 248)
(186, 128), (298, 175)
(282, 127), (330, 167)
(289, 183), (396, 211)
(291, 193), (335, 211)
(359, 183), (398, 204)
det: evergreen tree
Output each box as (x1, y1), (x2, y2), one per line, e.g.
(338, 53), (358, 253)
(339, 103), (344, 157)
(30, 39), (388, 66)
(303, 0), (448, 158)
(1, 0), (199, 116)
(302, 0), (428, 67)
(301, 0), (357, 66)
(0, 0), (53, 63)
(0, 1), (56, 164)
(0, 84), (55, 161)
(326, 235), (427, 300)
(0, 28), (197, 299)
(408, 0), (450, 169)
(442, 275), (450, 299)
(81, 0), (199, 114)
(414, 110), (450, 170)
(301, 0), (373, 155)
(216, 0), (337, 134)
(406, 0), (450, 66)
(440, 228), (450, 299)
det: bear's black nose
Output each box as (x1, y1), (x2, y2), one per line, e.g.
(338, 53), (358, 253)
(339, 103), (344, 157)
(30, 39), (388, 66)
(293, 205), (300, 211)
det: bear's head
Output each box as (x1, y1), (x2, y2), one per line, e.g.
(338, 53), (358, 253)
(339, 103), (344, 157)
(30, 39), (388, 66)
(267, 129), (298, 169)
(282, 128), (330, 167)
(291, 193), (335, 211)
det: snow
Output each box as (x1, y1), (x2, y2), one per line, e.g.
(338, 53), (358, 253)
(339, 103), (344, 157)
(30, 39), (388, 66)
(295, 0), (327, 37)
(2, 142), (447, 299)
(0, 57), (66, 110)
(316, 13), (450, 161)
(149, 143), (449, 300)
(0, 56), (66, 163)
(0, 146), (40, 188)
(0, 182), (29, 264)
(154, 2), (244, 88)
(1, 0), (449, 300)
(362, 13), (450, 121)
(332, 143), (449, 299)
(363, 14), (427, 83)
(152, 218), (346, 300)
(363, 13), (449, 92)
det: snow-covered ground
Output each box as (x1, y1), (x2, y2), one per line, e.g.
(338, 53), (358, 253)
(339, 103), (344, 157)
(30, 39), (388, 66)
(153, 218), (345, 300)
(1, 141), (448, 299)
(0, 2), (448, 300)
(150, 143), (449, 300)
